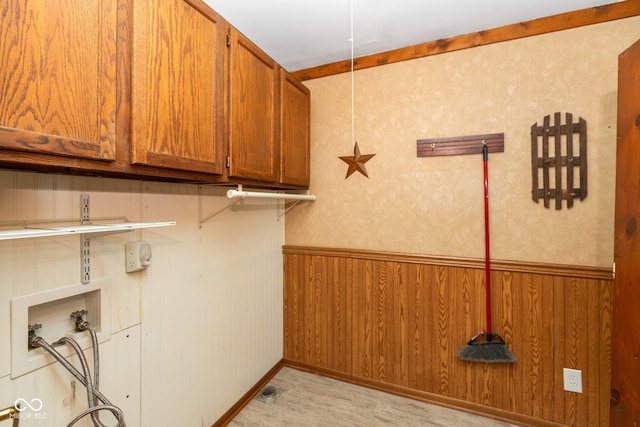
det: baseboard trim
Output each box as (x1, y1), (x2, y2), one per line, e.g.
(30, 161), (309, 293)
(213, 358), (569, 427)
(211, 360), (285, 427)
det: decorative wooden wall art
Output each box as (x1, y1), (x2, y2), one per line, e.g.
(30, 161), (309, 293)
(339, 142), (376, 179)
(417, 133), (504, 157)
(531, 112), (587, 210)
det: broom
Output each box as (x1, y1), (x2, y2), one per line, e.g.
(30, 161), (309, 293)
(458, 142), (516, 364)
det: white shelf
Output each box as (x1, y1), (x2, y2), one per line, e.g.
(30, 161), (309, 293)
(0, 221), (176, 241)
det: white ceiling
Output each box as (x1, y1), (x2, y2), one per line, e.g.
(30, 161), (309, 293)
(202, 0), (620, 72)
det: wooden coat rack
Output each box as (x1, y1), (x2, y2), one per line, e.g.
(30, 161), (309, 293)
(417, 133), (504, 157)
(531, 112), (587, 210)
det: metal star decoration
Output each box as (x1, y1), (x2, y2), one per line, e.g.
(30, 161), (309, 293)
(339, 142), (376, 179)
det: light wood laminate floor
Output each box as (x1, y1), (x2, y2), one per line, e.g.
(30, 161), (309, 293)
(229, 367), (519, 426)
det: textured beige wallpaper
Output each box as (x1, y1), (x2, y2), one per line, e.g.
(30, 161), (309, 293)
(285, 17), (640, 268)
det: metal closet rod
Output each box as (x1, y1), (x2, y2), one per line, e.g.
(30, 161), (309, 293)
(226, 185), (316, 201)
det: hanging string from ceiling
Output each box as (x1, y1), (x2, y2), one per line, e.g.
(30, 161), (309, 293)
(338, 0), (376, 179)
(350, 0), (355, 146)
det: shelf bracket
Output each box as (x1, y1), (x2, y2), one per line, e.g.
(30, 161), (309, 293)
(81, 194), (91, 284)
(278, 200), (304, 218)
(198, 185), (242, 228)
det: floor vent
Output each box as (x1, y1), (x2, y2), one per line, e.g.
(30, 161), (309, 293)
(255, 384), (281, 403)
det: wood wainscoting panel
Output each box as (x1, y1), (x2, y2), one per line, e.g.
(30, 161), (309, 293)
(283, 246), (612, 427)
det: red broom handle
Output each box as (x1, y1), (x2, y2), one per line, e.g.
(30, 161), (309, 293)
(483, 144), (492, 334)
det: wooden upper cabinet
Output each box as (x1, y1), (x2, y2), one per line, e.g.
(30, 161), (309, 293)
(131, 0), (224, 174)
(280, 71), (310, 186)
(228, 28), (280, 182)
(0, 0), (117, 161)
(0, 0), (310, 187)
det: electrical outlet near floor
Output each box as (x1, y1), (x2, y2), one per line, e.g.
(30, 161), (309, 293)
(563, 368), (583, 393)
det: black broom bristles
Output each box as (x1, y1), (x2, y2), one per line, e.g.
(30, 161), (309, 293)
(458, 332), (516, 364)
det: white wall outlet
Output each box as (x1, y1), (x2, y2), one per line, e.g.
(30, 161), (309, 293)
(125, 241), (152, 273)
(563, 368), (583, 393)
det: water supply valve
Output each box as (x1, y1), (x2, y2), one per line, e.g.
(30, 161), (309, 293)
(70, 309), (88, 331)
(28, 323), (42, 348)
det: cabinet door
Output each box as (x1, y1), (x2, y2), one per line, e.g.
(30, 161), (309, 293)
(228, 29), (279, 182)
(0, 0), (117, 161)
(131, 0), (224, 174)
(280, 71), (310, 187)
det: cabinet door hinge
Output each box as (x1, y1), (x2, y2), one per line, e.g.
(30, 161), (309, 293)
(226, 155), (230, 168)
(226, 34), (231, 47)
(613, 261), (616, 279)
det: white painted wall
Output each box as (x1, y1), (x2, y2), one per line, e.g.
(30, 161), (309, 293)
(0, 171), (284, 426)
